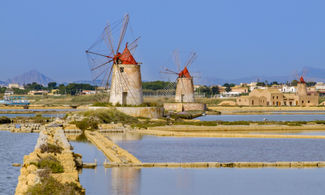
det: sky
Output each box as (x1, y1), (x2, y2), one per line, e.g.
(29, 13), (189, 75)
(1, 0), (325, 83)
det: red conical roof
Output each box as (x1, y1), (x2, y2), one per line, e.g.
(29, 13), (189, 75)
(119, 43), (137, 64)
(178, 67), (191, 78)
(300, 76), (305, 83)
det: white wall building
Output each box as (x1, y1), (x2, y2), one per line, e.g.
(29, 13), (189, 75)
(281, 85), (296, 93)
(315, 82), (325, 90)
(8, 83), (24, 90)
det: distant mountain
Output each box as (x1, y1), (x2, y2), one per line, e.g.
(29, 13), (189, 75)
(0, 80), (7, 86)
(7, 70), (55, 86)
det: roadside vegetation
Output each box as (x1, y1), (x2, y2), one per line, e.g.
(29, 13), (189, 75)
(11, 114), (51, 124)
(71, 109), (138, 131)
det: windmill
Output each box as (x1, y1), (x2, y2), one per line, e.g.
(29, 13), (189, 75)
(161, 50), (197, 103)
(86, 14), (143, 106)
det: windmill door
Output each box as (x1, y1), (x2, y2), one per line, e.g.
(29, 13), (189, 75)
(181, 94), (184, 103)
(122, 92), (127, 105)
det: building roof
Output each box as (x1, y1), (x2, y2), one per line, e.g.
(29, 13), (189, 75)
(178, 67), (191, 78)
(116, 43), (137, 64)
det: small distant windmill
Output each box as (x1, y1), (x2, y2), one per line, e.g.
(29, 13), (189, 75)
(86, 14), (143, 105)
(161, 50), (197, 103)
(292, 69), (309, 96)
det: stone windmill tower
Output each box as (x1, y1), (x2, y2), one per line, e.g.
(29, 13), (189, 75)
(297, 76), (308, 96)
(86, 14), (143, 106)
(162, 51), (197, 103)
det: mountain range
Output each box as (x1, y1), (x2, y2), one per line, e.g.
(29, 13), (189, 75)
(0, 66), (324, 86)
(1, 70), (55, 86)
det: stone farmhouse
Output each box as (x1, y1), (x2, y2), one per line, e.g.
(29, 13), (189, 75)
(236, 77), (319, 106)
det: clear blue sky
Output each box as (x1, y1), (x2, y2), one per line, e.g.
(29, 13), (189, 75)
(1, 0), (325, 83)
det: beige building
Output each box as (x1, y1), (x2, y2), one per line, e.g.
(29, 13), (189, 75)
(237, 78), (319, 106)
(231, 85), (249, 94)
(28, 90), (48, 96)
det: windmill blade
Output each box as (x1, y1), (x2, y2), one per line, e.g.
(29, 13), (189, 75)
(129, 36), (141, 54)
(100, 65), (110, 89)
(302, 67), (308, 78)
(116, 14), (129, 53)
(103, 22), (115, 55)
(91, 60), (113, 71)
(160, 71), (178, 75)
(184, 52), (197, 68)
(161, 79), (177, 97)
(105, 65), (115, 89)
(86, 50), (112, 58)
(293, 70), (299, 80)
(173, 49), (181, 72)
(164, 68), (179, 74)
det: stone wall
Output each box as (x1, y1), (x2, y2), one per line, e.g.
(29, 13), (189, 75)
(164, 103), (206, 112)
(15, 127), (83, 194)
(116, 107), (164, 118)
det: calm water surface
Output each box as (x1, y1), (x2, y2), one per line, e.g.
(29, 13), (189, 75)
(0, 131), (38, 195)
(71, 140), (325, 195)
(115, 136), (325, 162)
(198, 114), (325, 121)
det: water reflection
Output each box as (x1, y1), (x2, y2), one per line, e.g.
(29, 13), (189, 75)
(78, 166), (325, 195)
(111, 168), (141, 195)
(71, 137), (325, 195)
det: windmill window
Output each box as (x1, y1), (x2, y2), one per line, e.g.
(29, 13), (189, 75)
(120, 67), (124, 72)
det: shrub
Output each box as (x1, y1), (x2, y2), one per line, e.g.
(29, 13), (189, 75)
(83, 109), (138, 125)
(40, 144), (63, 154)
(315, 120), (325, 125)
(38, 156), (64, 173)
(75, 118), (98, 131)
(0, 116), (11, 124)
(26, 176), (84, 195)
(92, 102), (112, 107)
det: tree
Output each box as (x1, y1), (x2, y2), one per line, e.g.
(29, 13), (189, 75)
(142, 81), (173, 90)
(65, 83), (95, 95)
(256, 82), (265, 87)
(0, 87), (6, 94)
(58, 84), (66, 94)
(223, 83), (233, 92)
(306, 81), (316, 87)
(211, 85), (219, 95)
(196, 85), (211, 97)
(48, 82), (57, 90)
(24, 82), (43, 91)
(270, 81), (278, 85)
(291, 80), (298, 86)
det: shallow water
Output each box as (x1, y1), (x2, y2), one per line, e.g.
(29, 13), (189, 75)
(71, 140), (325, 195)
(0, 113), (66, 118)
(115, 136), (325, 162)
(0, 109), (76, 112)
(0, 131), (38, 195)
(198, 114), (325, 121)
